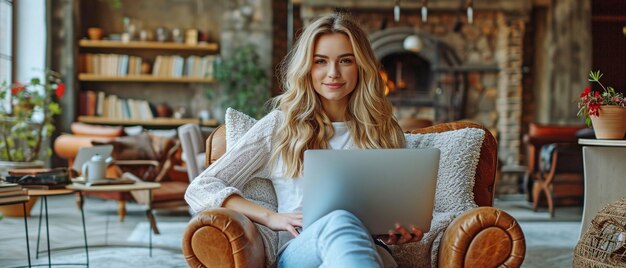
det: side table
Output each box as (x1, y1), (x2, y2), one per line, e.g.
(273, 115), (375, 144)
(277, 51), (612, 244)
(578, 138), (626, 237)
(1, 196), (32, 268)
(66, 182), (161, 256)
(28, 188), (88, 268)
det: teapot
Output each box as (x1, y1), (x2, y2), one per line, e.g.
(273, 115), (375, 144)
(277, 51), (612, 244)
(81, 154), (113, 182)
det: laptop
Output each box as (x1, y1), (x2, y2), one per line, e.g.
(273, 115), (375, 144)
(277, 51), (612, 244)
(72, 145), (114, 172)
(302, 148), (440, 235)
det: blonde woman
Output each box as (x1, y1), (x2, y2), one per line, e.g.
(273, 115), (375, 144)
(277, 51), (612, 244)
(185, 13), (423, 267)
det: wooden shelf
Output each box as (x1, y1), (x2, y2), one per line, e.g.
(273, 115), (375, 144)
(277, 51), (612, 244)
(78, 74), (214, 83)
(579, 138), (626, 147)
(79, 40), (219, 52)
(78, 116), (218, 127)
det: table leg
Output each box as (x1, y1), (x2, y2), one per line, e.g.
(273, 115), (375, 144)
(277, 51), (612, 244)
(78, 192), (89, 267)
(44, 196), (51, 268)
(36, 199), (43, 259)
(23, 202), (31, 268)
(149, 189), (152, 257)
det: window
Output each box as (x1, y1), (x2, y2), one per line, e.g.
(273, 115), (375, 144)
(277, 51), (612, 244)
(0, 0), (12, 84)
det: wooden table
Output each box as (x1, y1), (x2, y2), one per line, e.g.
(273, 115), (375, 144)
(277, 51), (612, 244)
(66, 182), (161, 256)
(578, 139), (626, 237)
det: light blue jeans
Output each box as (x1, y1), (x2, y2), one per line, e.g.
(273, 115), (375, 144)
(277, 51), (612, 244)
(277, 210), (382, 268)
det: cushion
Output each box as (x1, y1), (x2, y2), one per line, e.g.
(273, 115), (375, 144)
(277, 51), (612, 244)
(71, 122), (124, 137)
(92, 133), (158, 161)
(225, 107), (257, 151)
(404, 128), (485, 213)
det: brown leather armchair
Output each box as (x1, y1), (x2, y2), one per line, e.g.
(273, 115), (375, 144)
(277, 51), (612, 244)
(54, 123), (188, 231)
(523, 123), (586, 203)
(182, 122), (526, 267)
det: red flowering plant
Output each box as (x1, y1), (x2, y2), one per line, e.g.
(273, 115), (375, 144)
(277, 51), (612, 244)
(577, 70), (626, 126)
(0, 70), (64, 162)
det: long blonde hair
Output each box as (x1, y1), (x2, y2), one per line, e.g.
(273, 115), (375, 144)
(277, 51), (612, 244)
(271, 13), (405, 178)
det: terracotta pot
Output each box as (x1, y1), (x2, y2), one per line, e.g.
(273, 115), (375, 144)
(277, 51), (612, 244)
(590, 105), (626, 139)
(87, 27), (103, 41)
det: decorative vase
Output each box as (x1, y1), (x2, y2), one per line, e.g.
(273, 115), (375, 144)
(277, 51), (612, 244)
(590, 105), (626, 139)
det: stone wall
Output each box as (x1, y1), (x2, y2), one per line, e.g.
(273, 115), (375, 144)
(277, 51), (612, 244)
(301, 6), (525, 168)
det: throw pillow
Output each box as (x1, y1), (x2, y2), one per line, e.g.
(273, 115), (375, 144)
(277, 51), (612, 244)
(92, 133), (158, 161)
(225, 107), (257, 151)
(404, 128), (485, 213)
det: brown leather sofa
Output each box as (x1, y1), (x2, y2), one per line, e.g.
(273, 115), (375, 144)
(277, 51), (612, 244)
(182, 122), (526, 267)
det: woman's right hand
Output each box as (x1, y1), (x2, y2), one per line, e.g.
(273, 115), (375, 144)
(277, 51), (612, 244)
(265, 212), (303, 237)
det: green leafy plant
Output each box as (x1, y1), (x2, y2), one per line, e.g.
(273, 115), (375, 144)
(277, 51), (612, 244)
(0, 70), (64, 162)
(577, 70), (626, 126)
(207, 44), (270, 119)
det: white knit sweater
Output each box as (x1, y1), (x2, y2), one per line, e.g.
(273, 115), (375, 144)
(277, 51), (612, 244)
(185, 110), (466, 267)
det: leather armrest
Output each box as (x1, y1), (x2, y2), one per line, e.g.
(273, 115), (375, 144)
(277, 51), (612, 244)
(183, 208), (266, 268)
(438, 207), (525, 268)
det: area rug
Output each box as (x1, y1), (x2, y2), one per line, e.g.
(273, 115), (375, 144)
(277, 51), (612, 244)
(1, 222), (187, 268)
(519, 221), (581, 268)
(127, 222), (186, 249)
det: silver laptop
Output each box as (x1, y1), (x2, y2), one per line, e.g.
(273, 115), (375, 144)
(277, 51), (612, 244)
(72, 145), (114, 172)
(302, 148), (440, 235)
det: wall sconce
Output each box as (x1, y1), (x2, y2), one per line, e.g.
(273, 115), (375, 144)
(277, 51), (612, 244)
(466, 0), (474, 24)
(421, 0), (428, 23)
(394, 0), (401, 22)
(403, 34), (423, 52)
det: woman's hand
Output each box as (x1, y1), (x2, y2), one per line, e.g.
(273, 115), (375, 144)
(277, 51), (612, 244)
(375, 224), (424, 245)
(264, 212), (303, 237)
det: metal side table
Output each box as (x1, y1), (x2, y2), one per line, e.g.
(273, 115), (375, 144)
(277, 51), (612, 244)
(28, 188), (88, 267)
(1, 196), (32, 268)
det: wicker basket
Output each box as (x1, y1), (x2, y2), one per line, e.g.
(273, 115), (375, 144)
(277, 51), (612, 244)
(574, 198), (626, 267)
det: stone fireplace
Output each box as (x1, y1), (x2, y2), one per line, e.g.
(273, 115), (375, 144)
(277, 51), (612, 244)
(301, 0), (531, 194)
(369, 27), (471, 122)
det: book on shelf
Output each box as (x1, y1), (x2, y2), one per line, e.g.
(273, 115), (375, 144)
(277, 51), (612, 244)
(81, 91), (157, 120)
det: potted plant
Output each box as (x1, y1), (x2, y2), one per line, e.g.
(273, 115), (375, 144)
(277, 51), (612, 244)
(207, 44), (270, 119)
(577, 70), (626, 139)
(0, 69), (64, 166)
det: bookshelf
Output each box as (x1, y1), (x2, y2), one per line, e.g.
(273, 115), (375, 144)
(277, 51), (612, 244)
(77, 38), (219, 129)
(74, 0), (225, 129)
